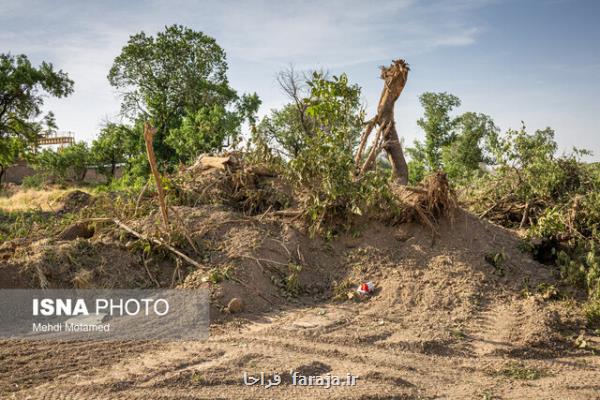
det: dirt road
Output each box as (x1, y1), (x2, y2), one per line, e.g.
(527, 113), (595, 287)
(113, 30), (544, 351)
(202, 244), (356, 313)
(2, 296), (599, 400)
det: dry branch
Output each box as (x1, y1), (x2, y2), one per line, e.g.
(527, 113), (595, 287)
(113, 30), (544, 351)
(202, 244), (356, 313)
(112, 218), (202, 268)
(84, 217), (203, 269)
(134, 181), (149, 217)
(196, 155), (234, 170)
(143, 122), (169, 227)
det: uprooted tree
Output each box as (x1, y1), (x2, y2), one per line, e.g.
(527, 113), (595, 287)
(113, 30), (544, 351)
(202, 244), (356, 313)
(355, 59), (410, 184)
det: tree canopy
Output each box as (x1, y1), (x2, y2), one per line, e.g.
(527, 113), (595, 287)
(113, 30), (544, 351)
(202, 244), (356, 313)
(0, 53), (73, 181)
(90, 123), (137, 181)
(408, 92), (498, 183)
(257, 70), (363, 159)
(416, 92), (461, 170)
(108, 24), (258, 164)
(0, 53), (73, 141)
(35, 141), (90, 182)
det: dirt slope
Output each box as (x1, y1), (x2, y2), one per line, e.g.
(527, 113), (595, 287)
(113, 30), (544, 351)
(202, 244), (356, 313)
(1, 209), (599, 399)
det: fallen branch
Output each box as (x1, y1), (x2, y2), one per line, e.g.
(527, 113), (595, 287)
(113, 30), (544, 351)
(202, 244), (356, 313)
(479, 200), (501, 219)
(84, 217), (204, 269)
(114, 218), (202, 269)
(519, 201), (530, 229)
(271, 209), (303, 221)
(141, 254), (160, 287)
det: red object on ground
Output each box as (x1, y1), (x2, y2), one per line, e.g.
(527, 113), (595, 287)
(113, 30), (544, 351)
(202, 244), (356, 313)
(357, 281), (374, 295)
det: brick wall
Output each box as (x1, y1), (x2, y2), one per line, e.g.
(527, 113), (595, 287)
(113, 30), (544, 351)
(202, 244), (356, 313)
(3, 161), (123, 184)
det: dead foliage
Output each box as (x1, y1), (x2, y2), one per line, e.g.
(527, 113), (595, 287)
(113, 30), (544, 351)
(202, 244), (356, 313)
(175, 153), (292, 215)
(396, 171), (458, 235)
(57, 190), (92, 214)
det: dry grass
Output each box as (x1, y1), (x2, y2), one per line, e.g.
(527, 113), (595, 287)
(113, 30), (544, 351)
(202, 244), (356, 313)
(0, 187), (90, 211)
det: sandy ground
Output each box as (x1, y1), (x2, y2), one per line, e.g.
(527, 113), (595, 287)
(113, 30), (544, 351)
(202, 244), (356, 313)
(1, 207), (599, 399)
(1, 298), (599, 400)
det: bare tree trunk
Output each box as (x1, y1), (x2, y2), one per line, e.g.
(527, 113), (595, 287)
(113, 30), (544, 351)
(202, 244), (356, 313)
(276, 66), (312, 138)
(110, 159), (116, 179)
(144, 122), (169, 227)
(356, 59), (410, 184)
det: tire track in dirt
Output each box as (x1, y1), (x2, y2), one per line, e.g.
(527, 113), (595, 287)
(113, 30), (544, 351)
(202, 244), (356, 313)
(464, 300), (600, 376)
(5, 300), (600, 400)
(466, 301), (518, 357)
(22, 385), (424, 400)
(8, 328), (600, 400)
(17, 332), (424, 399)
(214, 335), (424, 374)
(0, 341), (158, 394)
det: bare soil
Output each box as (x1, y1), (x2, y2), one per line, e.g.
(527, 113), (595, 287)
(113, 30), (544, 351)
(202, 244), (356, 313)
(1, 207), (599, 399)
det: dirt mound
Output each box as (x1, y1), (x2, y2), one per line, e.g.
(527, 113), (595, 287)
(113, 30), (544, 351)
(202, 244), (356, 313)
(0, 165), (586, 346)
(2, 202), (582, 333)
(0, 228), (183, 289)
(57, 189), (93, 213)
(176, 154), (292, 214)
(2, 201), (597, 399)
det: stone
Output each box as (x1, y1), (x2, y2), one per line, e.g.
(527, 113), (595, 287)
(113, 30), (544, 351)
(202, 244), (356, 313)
(227, 298), (243, 313)
(57, 222), (94, 241)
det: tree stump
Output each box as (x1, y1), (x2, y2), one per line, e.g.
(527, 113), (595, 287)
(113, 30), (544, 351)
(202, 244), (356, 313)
(356, 59), (410, 184)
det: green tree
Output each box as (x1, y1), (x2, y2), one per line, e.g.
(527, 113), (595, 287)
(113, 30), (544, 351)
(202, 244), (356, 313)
(286, 73), (371, 231)
(408, 93), (498, 183)
(61, 142), (90, 181)
(256, 104), (306, 158)
(35, 148), (65, 180)
(108, 25), (251, 164)
(441, 112), (498, 181)
(0, 136), (27, 183)
(406, 141), (427, 184)
(416, 92), (461, 170)
(35, 142), (90, 182)
(256, 70), (363, 159)
(166, 93), (260, 161)
(91, 123), (135, 181)
(489, 125), (572, 202)
(0, 53), (73, 183)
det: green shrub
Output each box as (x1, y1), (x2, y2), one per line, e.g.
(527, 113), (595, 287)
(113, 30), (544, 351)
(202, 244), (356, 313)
(584, 300), (600, 328)
(21, 174), (45, 189)
(281, 73), (400, 234)
(33, 142), (91, 182)
(461, 123), (600, 326)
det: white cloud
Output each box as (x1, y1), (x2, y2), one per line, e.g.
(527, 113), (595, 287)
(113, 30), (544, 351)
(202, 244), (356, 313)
(0, 0), (489, 141)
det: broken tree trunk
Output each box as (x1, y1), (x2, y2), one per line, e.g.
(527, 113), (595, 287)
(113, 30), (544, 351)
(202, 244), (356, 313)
(355, 59), (410, 185)
(143, 122), (169, 227)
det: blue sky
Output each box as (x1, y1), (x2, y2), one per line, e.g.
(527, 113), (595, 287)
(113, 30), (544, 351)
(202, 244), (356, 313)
(1, 0), (599, 159)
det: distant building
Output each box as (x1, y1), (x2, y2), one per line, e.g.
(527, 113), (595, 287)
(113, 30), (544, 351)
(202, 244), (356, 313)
(36, 131), (75, 150)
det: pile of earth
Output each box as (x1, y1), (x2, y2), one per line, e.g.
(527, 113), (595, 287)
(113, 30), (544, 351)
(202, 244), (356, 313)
(3, 167), (599, 400)
(0, 197), (586, 351)
(57, 189), (93, 214)
(0, 155), (590, 353)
